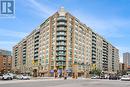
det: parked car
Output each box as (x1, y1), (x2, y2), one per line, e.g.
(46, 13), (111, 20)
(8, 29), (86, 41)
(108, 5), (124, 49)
(91, 76), (99, 79)
(2, 74), (13, 80)
(0, 74), (3, 80)
(100, 75), (107, 79)
(121, 75), (130, 81)
(16, 75), (31, 80)
(8, 73), (17, 79)
(109, 75), (120, 80)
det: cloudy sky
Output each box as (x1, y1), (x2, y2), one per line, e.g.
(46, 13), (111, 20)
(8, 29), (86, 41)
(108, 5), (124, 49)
(0, 0), (130, 62)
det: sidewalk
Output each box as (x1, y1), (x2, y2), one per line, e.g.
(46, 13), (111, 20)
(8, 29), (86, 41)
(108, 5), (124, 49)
(0, 77), (89, 85)
(32, 77), (73, 80)
(0, 78), (63, 85)
(32, 77), (90, 80)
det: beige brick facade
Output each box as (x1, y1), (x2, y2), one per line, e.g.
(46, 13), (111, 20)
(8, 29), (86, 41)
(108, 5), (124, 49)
(12, 7), (119, 76)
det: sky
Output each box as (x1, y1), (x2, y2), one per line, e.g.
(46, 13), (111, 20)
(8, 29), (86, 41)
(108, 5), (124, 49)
(0, 0), (130, 62)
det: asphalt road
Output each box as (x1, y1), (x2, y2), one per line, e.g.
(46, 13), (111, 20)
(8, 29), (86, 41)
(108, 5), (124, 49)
(0, 79), (130, 87)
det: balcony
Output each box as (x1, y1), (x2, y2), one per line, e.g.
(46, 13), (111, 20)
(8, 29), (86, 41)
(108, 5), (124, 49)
(56, 53), (66, 56)
(34, 39), (39, 43)
(34, 55), (38, 59)
(103, 45), (108, 48)
(57, 42), (66, 46)
(92, 53), (96, 56)
(35, 31), (40, 35)
(23, 44), (26, 47)
(57, 32), (66, 36)
(56, 62), (66, 66)
(103, 51), (108, 54)
(22, 55), (26, 59)
(34, 48), (39, 51)
(57, 22), (67, 27)
(57, 28), (66, 32)
(34, 50), (38, 54)
(92, 39), (96, 43)
(92, 42), (96, 45)
(57, 37), (66, 41)
(34, 45), (39, 49)
(57, 17), (67, 22)
(56, 58), (66, 61)
(34, 43), (39, 46)
(34, 58), (38, 61)
(22, 49), (26, 52)
(34, 36), (39, 39)
(56, 48), (66, 51)
(92, 36), (96, 40)
(92, 48), (96, 52)
(103, 42), (108, 46)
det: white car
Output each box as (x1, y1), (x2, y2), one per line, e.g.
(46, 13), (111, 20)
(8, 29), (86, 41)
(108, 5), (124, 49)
(8, 73), (15, 79)
(2, 74), (13, 80)
(121, 75), (130, 81)
(16, 75), (31, 80)
(91, 76), (99, 79)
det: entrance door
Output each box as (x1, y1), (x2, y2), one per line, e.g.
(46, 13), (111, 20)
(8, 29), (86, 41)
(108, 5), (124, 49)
(33, 69), (37, 77)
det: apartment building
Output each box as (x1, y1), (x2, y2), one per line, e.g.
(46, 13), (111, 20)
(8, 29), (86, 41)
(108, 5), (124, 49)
(91, 33), (119, 73)
(0, 49), (12, 74)
(123, 52), (130, 67)
(12, 7), (119, 77)
(119, 63), (127, 71)
(123, 52), (130, 73)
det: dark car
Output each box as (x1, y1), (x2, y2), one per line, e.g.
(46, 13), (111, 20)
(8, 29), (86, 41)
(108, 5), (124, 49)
(109, 75), (120, 80)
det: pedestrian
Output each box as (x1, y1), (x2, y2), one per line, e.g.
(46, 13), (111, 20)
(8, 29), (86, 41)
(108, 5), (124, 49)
(64, 73), (67, 80)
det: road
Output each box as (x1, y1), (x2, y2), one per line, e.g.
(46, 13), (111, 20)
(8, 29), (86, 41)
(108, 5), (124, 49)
(0, 79), (130, 87)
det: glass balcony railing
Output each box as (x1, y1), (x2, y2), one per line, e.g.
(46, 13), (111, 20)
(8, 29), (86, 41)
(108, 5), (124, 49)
(57, 17), (67, 22)
(56, 48), (66, 51)
(57, 22), (67, 27)
(56, 62), (66, 66)
(57, 32), (66, 36)
(57, 28), (66, 31)
(57, 43), (66, 45)
(56, 58), (66, 61)
(57, 37), (66, 41)
(56, 53), (66, 56)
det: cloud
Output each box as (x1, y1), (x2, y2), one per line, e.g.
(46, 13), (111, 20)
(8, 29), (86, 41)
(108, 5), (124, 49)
(0, 41), (16, 45)
(0, 29), (28, 51)
(0, 29), (28, 38)
(25, 0), (55, 17)
(0, 41), (17, 51)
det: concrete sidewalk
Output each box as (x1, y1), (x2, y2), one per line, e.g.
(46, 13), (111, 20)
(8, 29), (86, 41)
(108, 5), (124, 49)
(32, 77), (88, 80)
(0, 77), (89, 85)
(0, 78), (63, 85)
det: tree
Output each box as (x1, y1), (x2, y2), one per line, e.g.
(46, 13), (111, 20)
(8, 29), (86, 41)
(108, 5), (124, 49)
(121, 70), (127, 75)
(91, 68), (102, 76)
(117, 70), (127, 76)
